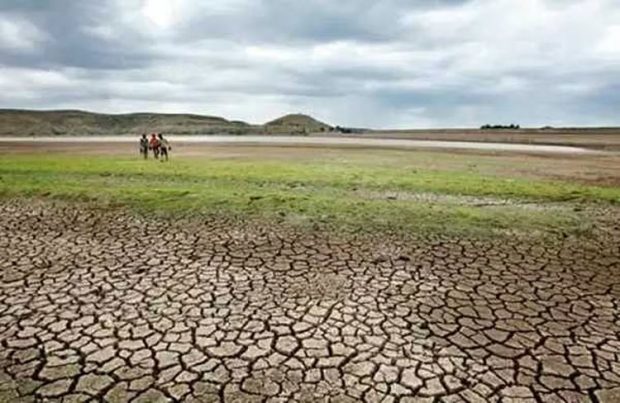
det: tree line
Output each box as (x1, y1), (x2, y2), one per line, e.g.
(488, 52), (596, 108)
(480, 124), (520, 130)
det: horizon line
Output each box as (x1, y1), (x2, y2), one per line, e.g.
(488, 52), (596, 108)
(1, 107), (619, 131)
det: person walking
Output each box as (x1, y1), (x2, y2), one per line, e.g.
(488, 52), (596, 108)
(149, 133), (160, 159)
(139, 134), (149, 159)
(158, 133), (171, 162)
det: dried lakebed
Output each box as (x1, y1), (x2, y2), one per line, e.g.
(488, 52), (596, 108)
(0, 201), (619, 402)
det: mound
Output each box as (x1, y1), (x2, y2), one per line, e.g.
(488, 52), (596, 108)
(264, 113), (332, 134)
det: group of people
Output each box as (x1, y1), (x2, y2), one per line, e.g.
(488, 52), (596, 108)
(139, 133), (171, 161)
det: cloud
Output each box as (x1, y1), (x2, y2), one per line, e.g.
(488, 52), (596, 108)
(0, 0), (619, 128)
(0, 14), (45, 51)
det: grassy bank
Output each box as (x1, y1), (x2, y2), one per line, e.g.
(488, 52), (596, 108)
(1, 155), (617, 237)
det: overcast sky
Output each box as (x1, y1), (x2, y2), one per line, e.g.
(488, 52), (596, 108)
(0, 0), (619, 128)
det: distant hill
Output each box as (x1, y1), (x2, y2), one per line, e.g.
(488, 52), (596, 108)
(0, 109), (334, 136)
(0, 109), (259, 136)
(264, 113), (333, 134)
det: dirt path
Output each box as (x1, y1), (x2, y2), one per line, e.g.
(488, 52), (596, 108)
(1, 201), (619, 402)
(0, 135), (603, 154)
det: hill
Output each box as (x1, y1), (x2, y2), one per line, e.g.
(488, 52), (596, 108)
(0, 109), (261, 136)
(264, 113), (332, 134)
(0, 109), (336, 136)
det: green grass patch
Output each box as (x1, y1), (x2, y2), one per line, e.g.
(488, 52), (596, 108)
(0, 154), (615, 237)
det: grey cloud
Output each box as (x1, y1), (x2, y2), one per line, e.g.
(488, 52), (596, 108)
(1, 2), (153, 69)
(169, 0), (469, 44)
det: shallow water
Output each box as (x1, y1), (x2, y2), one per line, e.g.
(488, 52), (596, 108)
(0, 135), (599, 154)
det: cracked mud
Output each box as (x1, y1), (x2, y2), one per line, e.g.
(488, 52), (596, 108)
(1, 201), (619, 402)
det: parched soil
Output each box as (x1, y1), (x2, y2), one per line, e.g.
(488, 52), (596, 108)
(1, 201), (620, 402)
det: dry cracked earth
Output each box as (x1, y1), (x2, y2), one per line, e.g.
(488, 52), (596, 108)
(1, 201), (620, 403)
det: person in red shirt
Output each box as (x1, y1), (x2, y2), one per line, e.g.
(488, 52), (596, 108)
(149, 133), (160, 159)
